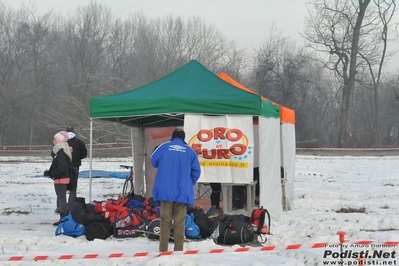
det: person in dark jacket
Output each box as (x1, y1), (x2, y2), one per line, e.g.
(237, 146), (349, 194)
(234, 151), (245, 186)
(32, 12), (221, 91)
(48, 131), (72, 226)
(210, 183), (221, 208)
(64, 125), (87, 213)
(151, 128), (201, 252)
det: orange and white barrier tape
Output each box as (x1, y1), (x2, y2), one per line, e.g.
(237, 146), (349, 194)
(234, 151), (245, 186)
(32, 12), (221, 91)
(0, 243), (328, 261)
(1, 241), (398, 262)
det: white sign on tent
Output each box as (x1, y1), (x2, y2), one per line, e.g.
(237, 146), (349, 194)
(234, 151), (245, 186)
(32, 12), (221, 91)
(184, 114), (254, 184)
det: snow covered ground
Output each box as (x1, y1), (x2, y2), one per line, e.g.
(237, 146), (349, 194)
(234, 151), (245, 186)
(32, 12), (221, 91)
(0, 155), (398, 265)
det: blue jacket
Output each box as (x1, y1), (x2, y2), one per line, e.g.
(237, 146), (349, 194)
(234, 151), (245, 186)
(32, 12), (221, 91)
(151, 138), (201, 205)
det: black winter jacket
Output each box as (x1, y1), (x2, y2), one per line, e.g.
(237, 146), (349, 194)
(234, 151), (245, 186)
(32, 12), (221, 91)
(49, 150), (70, 179)
(71, 200), (106, 226)
(68, 137), (87, 167)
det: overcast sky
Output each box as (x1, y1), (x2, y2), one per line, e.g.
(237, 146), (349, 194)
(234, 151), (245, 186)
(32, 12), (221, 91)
(6, 0), (308, 50)
(5, 0), (399, 70)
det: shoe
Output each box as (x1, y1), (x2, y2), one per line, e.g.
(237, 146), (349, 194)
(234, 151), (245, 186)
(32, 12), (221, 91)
(53, 213), (66, 226)
(54, 208), (60, 214)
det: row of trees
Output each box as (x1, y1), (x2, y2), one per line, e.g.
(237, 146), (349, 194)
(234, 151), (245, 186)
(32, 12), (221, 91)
(0, 0), (398, 149)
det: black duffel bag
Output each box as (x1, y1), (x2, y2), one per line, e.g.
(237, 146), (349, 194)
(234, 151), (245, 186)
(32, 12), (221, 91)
(85, 219), (113, 241)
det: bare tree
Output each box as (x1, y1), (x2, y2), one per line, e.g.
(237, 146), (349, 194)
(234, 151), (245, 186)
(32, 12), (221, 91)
(357, 0), (397, 146)
(251, 27), (341, 145)
(46, 2), (114, 140)
(0, 2), (59, 145)
(251, 27), (313, 109)
(0, 2), (22, 145)
(17, 4), (61, 146)
(104, 14), (142, 92)
(146, 15), (247, 79)
(8, 1), (399, 148)
(303, 0), (398, 147)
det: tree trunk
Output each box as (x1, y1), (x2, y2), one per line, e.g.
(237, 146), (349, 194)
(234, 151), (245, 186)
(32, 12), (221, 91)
(374, 84), (381, 146)
(339, 82), (352, 147)
(338, 0), (371, 148)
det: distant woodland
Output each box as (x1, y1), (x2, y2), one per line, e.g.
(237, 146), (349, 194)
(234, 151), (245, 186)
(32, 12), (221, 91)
(1, 0), (398, 149)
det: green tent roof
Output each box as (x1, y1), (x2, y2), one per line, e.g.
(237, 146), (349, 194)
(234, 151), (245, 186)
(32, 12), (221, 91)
(90, 60), (279, 127)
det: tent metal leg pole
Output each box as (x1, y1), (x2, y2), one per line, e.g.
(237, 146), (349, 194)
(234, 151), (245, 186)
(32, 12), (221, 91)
(130, 127), (134, 164)
(140, 126), (145, 195)
(130, 127), (135, 193)
(222, 185), (228, 213)
(247, 183), (253, 216)
(89, 119), (93, 202)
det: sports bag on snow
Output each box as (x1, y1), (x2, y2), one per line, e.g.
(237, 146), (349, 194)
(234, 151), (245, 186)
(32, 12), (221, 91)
(55, 214), (86, 237)
(146, 218), (161, 240)
(188, 207), (213, 238)
(113, 208), (146, 238)
(215, 220), (254, 245)
(145, 218), (175, 240)
(210, 214), (254, 245)
(185, 213), (201, 239)
(85, 219), (113, 241)
(250, 206), (270, 235)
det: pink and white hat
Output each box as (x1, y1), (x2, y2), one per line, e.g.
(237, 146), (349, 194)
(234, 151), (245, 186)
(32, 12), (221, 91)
(53, 131), (68, 144)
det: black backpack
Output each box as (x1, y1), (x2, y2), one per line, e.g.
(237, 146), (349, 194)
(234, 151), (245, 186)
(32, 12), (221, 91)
(188, 207), (213, 238)
(85, 219), (113, 241)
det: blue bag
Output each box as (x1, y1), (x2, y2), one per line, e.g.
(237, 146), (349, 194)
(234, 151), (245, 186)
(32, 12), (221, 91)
(55, 214), (86, 237)
(185, 213), (201, 239)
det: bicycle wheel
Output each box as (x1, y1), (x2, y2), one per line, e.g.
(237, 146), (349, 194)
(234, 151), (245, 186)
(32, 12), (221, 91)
(122, 178), (134, 197)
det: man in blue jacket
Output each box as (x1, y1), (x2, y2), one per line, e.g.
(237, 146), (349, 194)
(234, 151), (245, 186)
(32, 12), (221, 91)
(151, 128), (201, 252)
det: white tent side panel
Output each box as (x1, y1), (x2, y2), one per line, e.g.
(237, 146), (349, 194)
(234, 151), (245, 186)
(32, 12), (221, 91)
(143, 128), (176, 198)
(259, 116), (282, 220)
(281, 123), (296, 205)
(253, 125), (259, 168)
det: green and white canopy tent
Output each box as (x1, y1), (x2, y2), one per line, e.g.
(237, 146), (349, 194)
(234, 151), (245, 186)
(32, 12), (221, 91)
(90, 60), (284, 219)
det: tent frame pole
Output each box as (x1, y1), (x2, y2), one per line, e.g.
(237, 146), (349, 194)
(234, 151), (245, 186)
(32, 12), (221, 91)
(130, 127), (134, 160)
(89, 119), (93, 201)
(130, 127), (135, 192)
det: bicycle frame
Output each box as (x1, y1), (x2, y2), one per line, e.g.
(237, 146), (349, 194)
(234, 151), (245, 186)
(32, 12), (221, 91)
(120, 165), (134, 197)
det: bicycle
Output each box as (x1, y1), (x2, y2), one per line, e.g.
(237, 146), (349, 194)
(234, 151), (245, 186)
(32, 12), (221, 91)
(120, 165), (134, 197)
